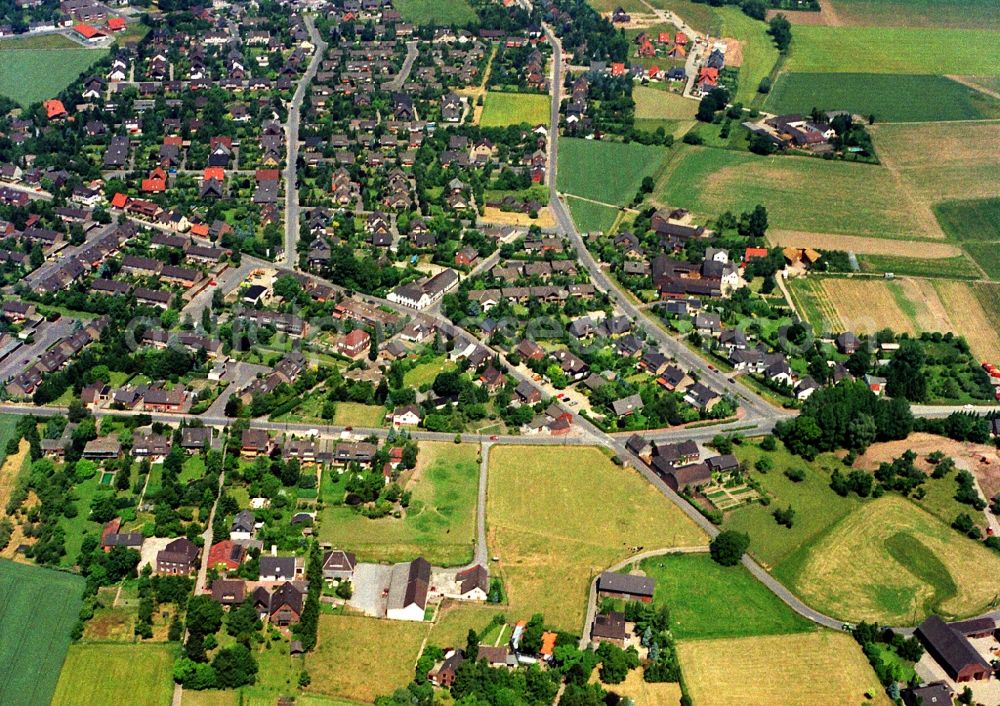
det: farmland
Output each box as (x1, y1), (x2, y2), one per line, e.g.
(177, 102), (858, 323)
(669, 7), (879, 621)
(487, 445), (706, 632)
(557, 137), (669, 208)
(827, 0), (1000, 29)
(0, 36), (109, 107)
(857, 254), (977, 280)
(633, 85), (697, 121)
(764, 73), (1000, 122)
(0, 560), (85, 706)
(655, 146), (935, 240)
(643, 0), (720, 34)
(934, 197), (1000, 242)
(480, 92), (550, 127)
(715, 7), (781, 105)
(784, 26), (1000, 75)
(304, 615), (429, 703)
(52, 644), (175, 706)
(640, 553), (813, 639)
(678, 632), (891, 706)
(872, 121), (1000, 204)
(318, 441), (479, 566)
(785, 496), (1000, 624)
(766, 231), (961, 258)
(567, 196), (620, 234)
(393, 0), (476, 25)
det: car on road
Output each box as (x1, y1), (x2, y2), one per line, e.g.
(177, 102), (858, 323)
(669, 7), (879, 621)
(728, 378), (736, 384)
(208, 280), (217, 286)
(489, 435), (498, 440)
(708, 365), (715, 371)
(344, 426), (352, 431)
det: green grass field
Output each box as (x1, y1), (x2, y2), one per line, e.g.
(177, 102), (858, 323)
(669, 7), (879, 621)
(558, 138), (670, 208)
(394, 0), (476, 25)
(566, 195), (621, 234)
(0, 561), (85, 706)
(857, 254), (978, 279)
(402, 357), (455, 388)
(0, 42), (109, 107)
(764, 73), (999, 122)
(487, 445), (706, 632)
(785, 26), (1000, 75)
(655, 145), (931, 239)
(52, 643), (175, 706)
(633, 85), (698, 121)
(934, 197), (1000, 241)
(829, 0), (1000, 29)
(639, 553), (813, 639)
(318, 441), (479, 566)
(644, 0), (720, 33)
(716, 8), (781, 105)
(480, 92), (550, 127)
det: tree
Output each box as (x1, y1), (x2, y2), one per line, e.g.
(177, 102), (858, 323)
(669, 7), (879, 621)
(226, 600), (261, 640)
(847, 413), (877, 452)
(885, 340), (927, 402)
(709, 530), (749, 566)
(186, 595), (224, 638)
(211, 644), (258, 688)
(466, 629), (479, 660)
(767, 14), (792, 52)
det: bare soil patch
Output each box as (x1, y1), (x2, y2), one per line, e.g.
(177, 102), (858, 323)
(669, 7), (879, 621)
(766, 7), (837, 25)
(857, 432), (1000, 502)
(768, 230), (962, 257)
(721, 37), (743, 67)
(481, 206), (556, 228)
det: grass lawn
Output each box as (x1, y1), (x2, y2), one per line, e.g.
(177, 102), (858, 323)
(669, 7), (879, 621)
(394, 0), (476, 25)
(0, 560), (84, 706)
(318, 441), (479, 566)
(403, 357), (455, 388)
(655, 145), (934, 240)
(304, 615), (429, 703)
(332, 402), (385, 428)
(487, 445), (707, 632)
(181, 691), (239, 706)
(0, 43), (109, 106)
(52, 643), (175, 706)
(567, 196), (621, 234)
(557, 137), (670, 208)
(640, 553), (813, 639)
(785, 26), (1000, 75)
(633, 85), (697, 120)
(764, 73), (1000, 122)
(783, 496), (1000, 625)
(179, 454), (206, 483)
(724, 441), (863, 570)
(480, 92), (550, 127)
(643, 0), (720, 34)
(430, 601), (508, 649)
(678, 632), (890, 706)
(827, 0), (1000, 29)
(716, 7), (781, 105)
(60, 475), (105, 567)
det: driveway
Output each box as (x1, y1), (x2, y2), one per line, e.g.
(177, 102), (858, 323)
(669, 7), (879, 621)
(348, 562), (393, 617)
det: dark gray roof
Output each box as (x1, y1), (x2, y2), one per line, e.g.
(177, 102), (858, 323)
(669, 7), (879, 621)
(597, 571), (655, 598)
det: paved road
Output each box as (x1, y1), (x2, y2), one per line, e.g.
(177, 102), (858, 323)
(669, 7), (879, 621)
(383, 41), (419, 91)
(0, 181), (53, 202)
(0, 317), (78, 382)
(283, 16), (327, 264)
(179, 258), (259, 322)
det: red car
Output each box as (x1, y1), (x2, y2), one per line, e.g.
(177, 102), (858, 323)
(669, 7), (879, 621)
(489, 435), (499, 441)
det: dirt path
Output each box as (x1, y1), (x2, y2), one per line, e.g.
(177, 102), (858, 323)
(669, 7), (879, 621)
(0, 439), (28, 516)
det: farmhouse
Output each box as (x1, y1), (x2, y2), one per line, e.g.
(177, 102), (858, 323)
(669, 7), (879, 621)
(156, 537), (201, 575)
(597, 572), (655, 603)
(915, 615), (992, 682)
(662, 462), (711, 492)
(322, 550), (357, 580)
(591, 611), (627, 646)
(386, 557), (431, 621)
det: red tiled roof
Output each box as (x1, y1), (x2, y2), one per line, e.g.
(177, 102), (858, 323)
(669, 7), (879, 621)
(107, 17), (125, 30)
(111, 192), (129, 208)
(43, 99), (67, 119)
(73, 23), (102, 39)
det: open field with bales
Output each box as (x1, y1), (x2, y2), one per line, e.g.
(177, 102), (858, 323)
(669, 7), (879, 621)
(678, 632), (891, 706)
(305, 615), (429, 703)
(0, 560), (85, 706)
(487, 445), (707, 632)
(655, 146), (937, 240)
(784, 26), (1000, 75)
(52, 644), (175, 706)
(640, 553), (813, 639)
(480, 92), (550, 127)
(763, 73), (1000, 122)
(827, 0), (1000, 29)
(558, 138), (669, 208)
(785, 496), (1000, 624)
(0, 39), (109, 107)
(394, 0), (476, 25)
(318, 441), (479, 566)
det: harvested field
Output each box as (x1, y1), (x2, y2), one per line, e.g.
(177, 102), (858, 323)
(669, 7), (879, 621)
(787, 277), (842, 333)
(678, 632), (890, 706)
(590, 668), (683, 704)
(872, 122), (1000, 203)
(487, 445), (707, 632)
(765, 6), (838, 25)
(819, 278), (919, 335)
(932, 280), (1000, 362)
(481, 205), (556, 228)
(788, 496), (1000, 624)
(305, 615), (429, 703)
(856, 432), (1000, 504)
(767, 230), (961, 257)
